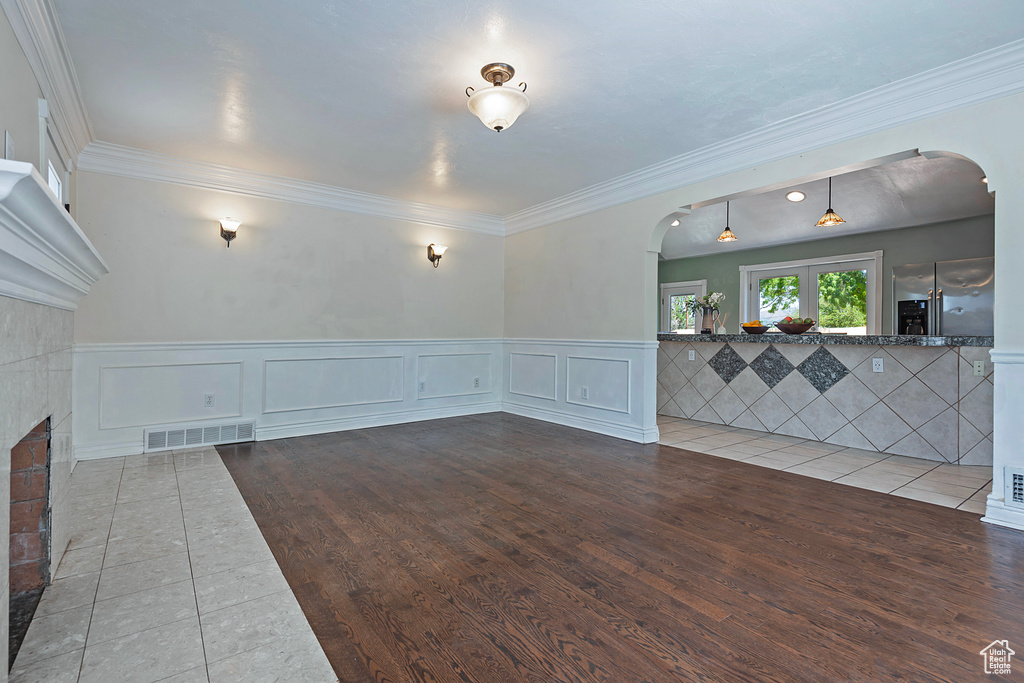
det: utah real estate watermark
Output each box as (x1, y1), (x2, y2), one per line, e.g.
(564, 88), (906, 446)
(980, 640), (1014, 675)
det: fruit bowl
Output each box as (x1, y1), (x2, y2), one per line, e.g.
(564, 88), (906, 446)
(775, 321), (814, 335)
(742, 326), (769, 335)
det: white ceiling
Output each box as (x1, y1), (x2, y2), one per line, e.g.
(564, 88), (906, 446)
(54, 1), (1024, 216)
(659, 155), (994, 260)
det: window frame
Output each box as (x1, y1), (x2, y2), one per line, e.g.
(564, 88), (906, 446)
(739, 251), (882, 334)
(660, 279), (707, 333)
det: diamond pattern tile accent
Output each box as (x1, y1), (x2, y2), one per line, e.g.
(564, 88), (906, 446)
(749, 346), (794, 389)
(708, 345), (748, 384)
(797, 347), (849, 394)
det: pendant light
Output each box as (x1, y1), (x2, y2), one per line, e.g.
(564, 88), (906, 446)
(815, 176), (846, 227)
(466, 63), (530, 132)
(717, 201), (737, 243)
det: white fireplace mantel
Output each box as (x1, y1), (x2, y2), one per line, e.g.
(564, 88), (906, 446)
(0, 159), (107, 310)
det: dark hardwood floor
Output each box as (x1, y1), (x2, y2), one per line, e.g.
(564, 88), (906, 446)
(218, 414), (1024, 682)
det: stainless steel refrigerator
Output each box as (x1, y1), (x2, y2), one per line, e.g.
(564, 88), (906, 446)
(892, 257), (994, 335)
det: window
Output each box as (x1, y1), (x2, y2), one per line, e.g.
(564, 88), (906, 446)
(47, 161), (62, 201)
(740, 252), (882, 333)
(660, 280), (707, 334)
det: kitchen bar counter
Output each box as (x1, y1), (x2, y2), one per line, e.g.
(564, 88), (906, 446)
(656, 333), (994, 347)
(657, 334), (993, 465)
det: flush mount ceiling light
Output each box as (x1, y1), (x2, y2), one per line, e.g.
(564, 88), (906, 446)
(219, 218), (240, 247)
(982, 176), (989, 184)
(786, 191), (806, 202)
(466, 63), (529, 132)
(670, 219), (680, 227)
(815, 176), (846, 228)
(717, 201), (737, 243)
(427, 243), (447, 268)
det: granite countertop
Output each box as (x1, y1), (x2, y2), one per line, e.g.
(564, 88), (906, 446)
(656, 333), (994, 347)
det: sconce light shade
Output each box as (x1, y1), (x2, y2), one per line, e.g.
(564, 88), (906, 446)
(220, 218), (241, 247)
(427, 243), (447, 268)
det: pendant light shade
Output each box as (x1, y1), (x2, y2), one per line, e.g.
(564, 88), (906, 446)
(466, 63), (530, 132)
(717, 201), (738, 243)
(815, 176), (846, 227)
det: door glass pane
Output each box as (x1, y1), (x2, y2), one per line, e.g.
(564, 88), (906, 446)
(817, 269), (867, 334)
(669, 294), (696, 333)
(758, 275), (799, 323)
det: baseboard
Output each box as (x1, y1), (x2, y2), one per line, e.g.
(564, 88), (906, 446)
(74, 441), (144, 460)
(502, 401), (658, 444)
(257, 402), (503, 441)
(982, 496), (1024, 531)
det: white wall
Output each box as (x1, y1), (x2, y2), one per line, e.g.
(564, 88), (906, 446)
(0, 10), (43, 171)
(73, 171), (505, 343)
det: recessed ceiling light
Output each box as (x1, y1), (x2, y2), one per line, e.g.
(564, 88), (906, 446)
(982, 176), (988, 184)
(786, 191), (806, 202)
(670, 219), (680, 227)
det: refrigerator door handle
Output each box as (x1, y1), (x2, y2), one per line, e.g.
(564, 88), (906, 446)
(927, 289), (934, 335)
(936, 288), (943, 336)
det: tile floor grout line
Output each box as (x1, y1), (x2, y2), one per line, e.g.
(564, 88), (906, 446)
(175, 453), (214, 683)
(74, 456), (125, 683)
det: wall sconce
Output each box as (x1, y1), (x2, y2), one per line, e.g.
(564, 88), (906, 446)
(220, 218), (241, 247)
(427, 243), (447, 268)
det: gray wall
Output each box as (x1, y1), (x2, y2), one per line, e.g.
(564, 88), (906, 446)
(658, 215), (994, 334)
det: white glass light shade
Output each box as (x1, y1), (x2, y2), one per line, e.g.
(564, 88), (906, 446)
(220, 218), (241, 233)
(431, 244), (448, 256)
(467, 86), (530, 132)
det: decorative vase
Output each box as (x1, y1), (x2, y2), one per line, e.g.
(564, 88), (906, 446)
(701, 307), (719, 333)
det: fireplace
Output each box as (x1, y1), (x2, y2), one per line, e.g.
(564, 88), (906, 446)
(10, 419), (51, 594)
(8, 418), (51, 667)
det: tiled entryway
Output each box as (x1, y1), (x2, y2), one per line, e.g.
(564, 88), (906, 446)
(10, 448), (338, 683)
(658, 416), (991, 513)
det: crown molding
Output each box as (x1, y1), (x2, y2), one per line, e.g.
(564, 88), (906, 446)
(0, 0), (93, 159)
(504, 39), (1024, 235)
(77, 142), (506, 236)
(0, 159), (108, 309)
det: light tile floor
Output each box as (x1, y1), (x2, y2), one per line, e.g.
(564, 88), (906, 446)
(11, 448), (338, 683)
(658, 416), (991, 514)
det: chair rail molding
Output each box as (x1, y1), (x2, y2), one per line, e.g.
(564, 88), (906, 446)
(0, 159), (108, 309)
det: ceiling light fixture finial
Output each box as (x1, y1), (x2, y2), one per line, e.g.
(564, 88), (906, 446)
(815, 176), (846, 227)
(717, 201), (737, 243)
(466, 63), (529, 132)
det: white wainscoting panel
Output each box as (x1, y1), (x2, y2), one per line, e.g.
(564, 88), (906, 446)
(503, 340), (659, 443)
(74, 339), (504, 459)
(417, 353), (492, 400)
(99, 362), (243, 428)
(74, 338), (660, 459)
(508, 352), (557, 401)
(264, 356), (404, 413)
(566, 356), (630, 414)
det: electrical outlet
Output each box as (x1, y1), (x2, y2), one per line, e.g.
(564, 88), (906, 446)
(203, 393), (215, 408)
(973, 360), (986, 377)
(688, 350), (696, 361)
(581, 386), (589, 400)
(872, 358), (884, 373)
(419, 381), (425, 392)
(474, 377), (480, 388)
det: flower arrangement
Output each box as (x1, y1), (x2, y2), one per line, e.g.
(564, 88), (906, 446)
(688, 291), (725, 312)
